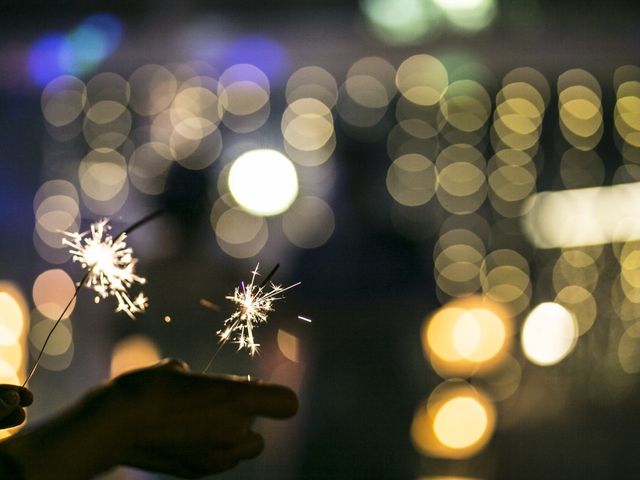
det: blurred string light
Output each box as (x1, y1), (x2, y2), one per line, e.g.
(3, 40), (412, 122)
(521, 302), (578, 366)
(411, 380), (496, 459)
(0, 283), (28, 440)
(28, 13), (123, 86)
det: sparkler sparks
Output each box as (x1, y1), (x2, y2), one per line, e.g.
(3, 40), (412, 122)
(62, 219), (147, 319)
(217, 264), (300, 356)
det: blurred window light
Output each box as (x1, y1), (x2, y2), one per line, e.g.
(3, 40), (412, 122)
(361, 0), (441, 44)
(228, 149), (298, 216)
(433, 0), (497, 32)
(522, 182), (640, 248)
(521, 302), (578, 366)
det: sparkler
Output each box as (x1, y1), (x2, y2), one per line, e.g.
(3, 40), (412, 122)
(61, 219), (147, 319)
(24, 210), (162, 385)
(203, 263), (301, 372)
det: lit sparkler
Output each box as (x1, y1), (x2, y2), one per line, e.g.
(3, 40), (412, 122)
(25, 210), (162, 385)
(218, 264), (300, 356)
(62, 219), (147, 319)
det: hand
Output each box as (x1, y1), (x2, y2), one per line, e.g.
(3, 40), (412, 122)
(0, 360), (298, 480)
(0, 385), (32, 429)
(107, 359), (299, 477)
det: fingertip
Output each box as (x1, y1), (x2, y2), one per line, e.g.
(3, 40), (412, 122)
(157, 358), (190, 372)
(17, 387), (34, 406)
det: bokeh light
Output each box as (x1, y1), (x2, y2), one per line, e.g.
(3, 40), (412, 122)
(228, 149), (299, 216)
(422, 295), (513, 377)
(411, 381), (496, 459)
(111, 335), (161, 377)
(521, 302), (578, 366)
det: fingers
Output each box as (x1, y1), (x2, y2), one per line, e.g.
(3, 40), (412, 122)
(234, 383), (299, 419)
(0, 407), (26, 429)
(0, 389), (20, 418)
(0, 385), (32, 408)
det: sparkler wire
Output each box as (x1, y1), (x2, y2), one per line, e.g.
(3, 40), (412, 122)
(23, 268), (91, 386)
(23, 209), (165, 386)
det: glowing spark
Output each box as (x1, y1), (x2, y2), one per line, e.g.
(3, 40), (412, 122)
(298, 315), (312, 323)
(218, 264), (300, 356)
(62, 219), (147, 319)
(200, 298), (221, 311)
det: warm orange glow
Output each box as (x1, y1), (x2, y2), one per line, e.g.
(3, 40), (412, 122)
(411, 381), (495, 459)
(111, 335), (161, 378)
(422, 296), (513, 377)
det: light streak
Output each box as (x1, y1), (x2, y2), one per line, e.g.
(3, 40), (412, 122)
(217, 264), (300, 356)
(62, 219), (147, 319)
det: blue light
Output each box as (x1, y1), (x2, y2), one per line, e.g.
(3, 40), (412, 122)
(28, 13), (123, 86)
(28, 33), (70, 87)
(223, 35), (288, 81)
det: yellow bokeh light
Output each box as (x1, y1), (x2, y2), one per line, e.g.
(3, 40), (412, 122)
(277, 329), (300, 363)
(423, 296), (512, 376)
(128, 64), (178, 116)
(0, 292), (25, 345)
(396, 54), (448, 106)
(386, 153), (437, 206)
(111, 335), (161, 378)
(282, 98), (334, 152)
(411, 381), (495, 459)
(521, 302), (578, 366)
(228, 149), (298, 216)
(286, 66), (338, 108)
(433, 396), (488, 449)
(32, 269), (76, 320)
(41, 75), (86, 127)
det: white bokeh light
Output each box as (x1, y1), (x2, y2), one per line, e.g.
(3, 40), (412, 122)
(521, 302), (578, 366)
(228, 149), (299, 216)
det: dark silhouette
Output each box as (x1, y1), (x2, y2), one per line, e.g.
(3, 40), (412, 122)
(0, 359), (298, 479)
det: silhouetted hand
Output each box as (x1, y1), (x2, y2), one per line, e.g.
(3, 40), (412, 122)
(0, 359), (298, 479)
(0, 385), (32, 429)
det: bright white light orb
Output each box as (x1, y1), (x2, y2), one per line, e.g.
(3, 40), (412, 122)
(228, 149), (299, 216)
(521, 302), (578, 366)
